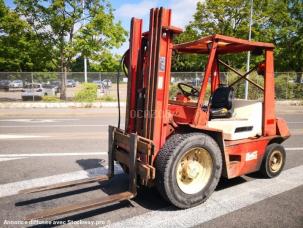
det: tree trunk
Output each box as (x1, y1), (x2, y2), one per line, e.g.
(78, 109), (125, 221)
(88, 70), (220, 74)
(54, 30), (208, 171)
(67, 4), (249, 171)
(60, 51), (67, 100)
(296, 72), (302, 83)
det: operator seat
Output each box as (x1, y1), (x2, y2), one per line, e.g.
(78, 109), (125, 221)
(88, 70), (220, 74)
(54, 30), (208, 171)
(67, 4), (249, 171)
(210, 85), (234, 119)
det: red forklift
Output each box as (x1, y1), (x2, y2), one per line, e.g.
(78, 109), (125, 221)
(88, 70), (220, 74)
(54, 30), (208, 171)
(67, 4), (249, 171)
(20, 7), (290, 219)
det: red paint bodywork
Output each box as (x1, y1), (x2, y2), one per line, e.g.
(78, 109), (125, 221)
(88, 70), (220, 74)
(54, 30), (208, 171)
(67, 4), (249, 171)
(124, 8), (290, 181)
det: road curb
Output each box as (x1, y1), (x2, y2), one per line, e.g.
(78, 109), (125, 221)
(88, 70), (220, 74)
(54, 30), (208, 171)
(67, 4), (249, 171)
(0, 100), (301, 109)
(276, 100), (302, 106)
(0, 102), (126, 109)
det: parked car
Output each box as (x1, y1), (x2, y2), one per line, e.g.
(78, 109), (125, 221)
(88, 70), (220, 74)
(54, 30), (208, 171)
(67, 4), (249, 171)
(92, 80), (103, 88)
(66, 79), (76, 87)
(188, 78), (202, 87)
(42, 84), (57, 96)
(9, 80), (23, 88)
(102, 79), (112, 88)
(0, 80), (11, 90)
(50, 81), (61, 93)
(98, 83), (106, 96)
(21, 83), (56, 101)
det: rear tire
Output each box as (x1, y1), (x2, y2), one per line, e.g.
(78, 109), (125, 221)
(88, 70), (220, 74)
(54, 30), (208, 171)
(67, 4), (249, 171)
(155, 133), (222, 208)
(259, 143), (285, 178)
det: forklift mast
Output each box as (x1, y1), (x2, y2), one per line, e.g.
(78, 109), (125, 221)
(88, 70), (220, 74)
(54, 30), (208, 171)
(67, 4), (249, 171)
(125, 8), (182, 155)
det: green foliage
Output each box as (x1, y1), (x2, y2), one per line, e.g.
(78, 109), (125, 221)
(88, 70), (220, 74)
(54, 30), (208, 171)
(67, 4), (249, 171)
(293, 83), (303, 99)
(73, 3), (127, 59)
(71, 56), (91, 72)
(0, 0), (55, 71)
(42, 96), (60, 102)
(172, 0), (303, 74)
(90, 53), (121, 72)
(13, 0), (127, 99)
(275, 75), (303, 100)
(72, 52), (121, 72)
(33, 72), (58, 83)
(169, 84), (179, 99)
(14, 0), (127, 71)
(99, 95), (117, 102)
(227, 73), (264, 100)
(273, 1), (303, 74)
(74, 83), (98, 102)
(0, 0), (126, 74)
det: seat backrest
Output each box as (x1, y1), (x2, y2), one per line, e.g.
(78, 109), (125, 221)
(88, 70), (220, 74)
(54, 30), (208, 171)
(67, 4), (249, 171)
(211, 86), (234, 110)
(232, 100), (262, 120)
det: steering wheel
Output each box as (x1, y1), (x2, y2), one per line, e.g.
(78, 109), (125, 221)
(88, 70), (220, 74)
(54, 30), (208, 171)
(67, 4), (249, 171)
(177, 83), (199, 97)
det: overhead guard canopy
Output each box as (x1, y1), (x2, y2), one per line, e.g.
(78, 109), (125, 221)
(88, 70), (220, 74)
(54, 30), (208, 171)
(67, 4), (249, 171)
(173, 34), (275, 54)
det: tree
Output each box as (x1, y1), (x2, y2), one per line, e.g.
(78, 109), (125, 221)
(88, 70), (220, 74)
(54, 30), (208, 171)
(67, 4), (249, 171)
(173, 0), (252, 72)
(71, 56), (90, 72)
(71, 52), (120, 72)
(0, 0), (54, 72)
(89, 52), (121, 72)
(173, 0), (303, 76)
(276, 0), (303, 82)
(15, 0), (127, 99)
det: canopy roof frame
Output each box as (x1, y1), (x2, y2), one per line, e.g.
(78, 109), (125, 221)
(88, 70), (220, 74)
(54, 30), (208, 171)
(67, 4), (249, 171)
(174, 34), (274, 54)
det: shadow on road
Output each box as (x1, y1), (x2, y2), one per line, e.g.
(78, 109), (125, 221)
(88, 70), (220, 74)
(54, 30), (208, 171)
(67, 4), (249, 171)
(15, 185), (102, 206)
(17, 158), (255, 227)
(76, 158), (105, 170)
(27, 202), (132, 228)
(216, 176), (247, 191)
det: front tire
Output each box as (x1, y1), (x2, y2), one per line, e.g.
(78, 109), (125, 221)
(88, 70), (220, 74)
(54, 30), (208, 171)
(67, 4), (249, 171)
(155, 133), (222, 208)
(259, 143), (286, 178)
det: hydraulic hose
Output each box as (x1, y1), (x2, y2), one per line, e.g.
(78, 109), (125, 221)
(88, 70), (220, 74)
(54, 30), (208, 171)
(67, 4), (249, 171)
(117, 51), (128, 129)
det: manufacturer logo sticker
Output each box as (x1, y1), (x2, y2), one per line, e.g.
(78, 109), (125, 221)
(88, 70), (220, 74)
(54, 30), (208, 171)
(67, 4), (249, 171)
(245, 151), (258, 161)
(159, 56), (166, 72)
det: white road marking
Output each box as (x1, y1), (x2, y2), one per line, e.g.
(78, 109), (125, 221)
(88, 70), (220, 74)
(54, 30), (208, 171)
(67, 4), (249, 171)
(0, 165), (123, 198)
(0, 134), (48, 139)
(107, 165), (303, 228)
(0, 157), (27, 162)
(285, 147), (303, 151)
(0, 119), (78, 123)
(0, 124), (107, 128)
(0, 152), (107, 158)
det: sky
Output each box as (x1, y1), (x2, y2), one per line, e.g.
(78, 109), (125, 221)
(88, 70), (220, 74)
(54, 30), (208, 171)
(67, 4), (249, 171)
(112, 0), (200, 54)
(5, 0), (200, 54)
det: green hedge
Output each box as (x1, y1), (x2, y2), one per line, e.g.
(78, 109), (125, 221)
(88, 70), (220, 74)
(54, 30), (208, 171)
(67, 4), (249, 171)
(42, 96), (60, 102)
(74, 83), (98, 102)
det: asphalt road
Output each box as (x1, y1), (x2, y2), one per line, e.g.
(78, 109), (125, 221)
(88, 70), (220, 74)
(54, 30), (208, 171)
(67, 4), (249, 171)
(0, 104), (302, 227)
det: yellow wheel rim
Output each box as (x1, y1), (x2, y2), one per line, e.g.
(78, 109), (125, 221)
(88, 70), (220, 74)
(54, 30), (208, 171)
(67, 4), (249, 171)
(269, 150), (283, 173)
(176, 147), (213, 194)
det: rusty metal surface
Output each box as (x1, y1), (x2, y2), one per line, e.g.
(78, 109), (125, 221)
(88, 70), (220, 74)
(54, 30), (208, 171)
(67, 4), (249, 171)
(108, 125), (115, 178)
(24, 191), (134, 221)
(114, 130), (151, 154)
(129, 133), (138, 195)
(19, 175), (109, 194)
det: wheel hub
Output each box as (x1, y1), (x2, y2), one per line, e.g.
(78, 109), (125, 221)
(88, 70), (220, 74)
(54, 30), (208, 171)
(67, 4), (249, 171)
(184, 161), (200, 179)
(176, 148), (213, 194)
(269, 150), (283, 173)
